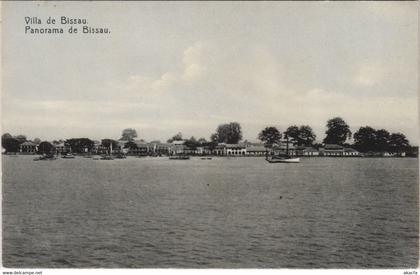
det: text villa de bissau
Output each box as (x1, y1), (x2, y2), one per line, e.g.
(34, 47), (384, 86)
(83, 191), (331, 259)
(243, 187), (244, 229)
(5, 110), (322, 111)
(24, 16), (109, 34)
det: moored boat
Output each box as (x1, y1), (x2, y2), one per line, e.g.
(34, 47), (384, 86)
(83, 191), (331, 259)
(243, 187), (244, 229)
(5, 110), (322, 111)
(267, 156), (300, 163)
(169, 155), (190, 160)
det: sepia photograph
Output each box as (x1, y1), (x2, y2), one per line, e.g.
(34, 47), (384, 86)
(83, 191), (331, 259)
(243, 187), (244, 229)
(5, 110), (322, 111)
(1, 1), (419, 271)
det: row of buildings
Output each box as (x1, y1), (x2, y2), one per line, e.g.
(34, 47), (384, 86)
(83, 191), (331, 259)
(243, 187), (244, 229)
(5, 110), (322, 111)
(18, 139), (366, 157)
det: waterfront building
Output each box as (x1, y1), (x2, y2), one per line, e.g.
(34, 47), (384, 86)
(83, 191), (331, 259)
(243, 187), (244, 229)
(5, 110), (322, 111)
(319, 144), (344, 156)
(246, 144), (267, 156)
(213, 144), (226, 155)
(54, 142), (67, 154)
(343, 147), (360, 156)
(302, 147), (319, 156)
(19, 141), (38, 154)
(225, 143), (247, 156)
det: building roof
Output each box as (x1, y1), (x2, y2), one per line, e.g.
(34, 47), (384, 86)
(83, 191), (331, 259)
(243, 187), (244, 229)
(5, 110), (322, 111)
(172, 140), (185, 145)
(303, 147), (318, 152)
(344, 148), (359, 153)
(324, 144), (344, 150)
(225, 143), (246, 149)
(246, 145), (267, 152)
(21, 141), (37, 146)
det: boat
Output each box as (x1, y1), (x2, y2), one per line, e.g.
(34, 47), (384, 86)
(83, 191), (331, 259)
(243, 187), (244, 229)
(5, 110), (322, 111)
(200, 157), (212, 160)
(266, 134), (300, 163)
(34, 154), (56, 161)
(169, 155), (190, 160)
(115, 153), (126, 159)
(100, 143), (114, 160)
(266, 156), (300, 163)
(61, 153), (76, 159)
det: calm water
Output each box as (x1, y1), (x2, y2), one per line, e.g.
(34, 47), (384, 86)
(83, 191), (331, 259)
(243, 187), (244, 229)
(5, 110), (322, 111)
(2, 155), (418, 268)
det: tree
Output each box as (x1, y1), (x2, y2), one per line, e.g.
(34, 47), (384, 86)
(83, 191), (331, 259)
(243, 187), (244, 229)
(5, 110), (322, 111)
(38, 141), (54, 155)
(375, 129), (391, 152)
(258, 126), (281, 147)
(124, 141), (138, 149)
(65, 138), (94, 153)
(33, 138), (41, 144)
(14, 135), (27, 144)
(213, 122), (242, 144)
(323, 117), (352, 145)
(120, 128), (138, 141)
(353, 126), (377, 153)
(2, 137), (20, 153)
(388, 133), (410, 153)
(210, 133), (219, 143)
(198, 138), (207, 144)
(285, 125), (316, 146)
(284, 125), (300, 143)
(167, 132), (183, 143)
(2, 133), (12, 140)
(101, 139), (118, 149)
(298, 125), (316, 146)
(185, 136), (199, 149)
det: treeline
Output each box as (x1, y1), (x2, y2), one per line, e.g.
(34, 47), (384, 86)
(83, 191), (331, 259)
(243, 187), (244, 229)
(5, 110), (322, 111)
(1, 117), (415, 155)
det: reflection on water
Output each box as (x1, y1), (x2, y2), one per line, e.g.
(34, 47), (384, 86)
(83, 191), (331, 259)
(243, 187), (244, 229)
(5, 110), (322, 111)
(2, 156), (418, 268)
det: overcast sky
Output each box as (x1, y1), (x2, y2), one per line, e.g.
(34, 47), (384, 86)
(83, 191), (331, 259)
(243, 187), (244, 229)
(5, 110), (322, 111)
(2, 2), (418, 144)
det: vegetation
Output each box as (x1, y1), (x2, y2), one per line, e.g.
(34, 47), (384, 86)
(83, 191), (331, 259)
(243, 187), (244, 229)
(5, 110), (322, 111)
(184, 136), (199, 149)
(353, 127), (410, 153)
(284, 125), (316, 146)
(212, 122), (242, 144)
(167, 132), (183, 143)
(1, 134), (20, 153)
(65, 138), (94, 153)
(120, 128), (138, 141)
(38, 141), (54, 155)
(124, 141), (138, 149)
(258, 127), (281, 147)
(323, 117), (352, 145)
(101, 139), (118, 148)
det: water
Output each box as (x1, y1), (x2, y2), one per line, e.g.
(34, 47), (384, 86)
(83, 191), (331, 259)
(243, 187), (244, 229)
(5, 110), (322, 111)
(2, 156), (418, 268)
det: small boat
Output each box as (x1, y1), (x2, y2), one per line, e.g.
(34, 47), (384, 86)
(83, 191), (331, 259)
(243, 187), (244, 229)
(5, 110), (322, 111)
(266, 134), (300, 163)
(200, 157), (212, 160)
(34, 154), (56, 161)
(100, 143), (114, 160)
(100, 155), (114, 160)
(115, 153), (126, 159)
(267, 157), (300, 163)
(62, 153), (76, 159)
(169, 155), (190, 160)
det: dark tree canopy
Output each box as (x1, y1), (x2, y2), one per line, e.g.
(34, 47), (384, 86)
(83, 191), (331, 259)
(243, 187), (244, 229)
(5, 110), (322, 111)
(2, 137), (20, 153)
(101, 139), (118, 148)
(214, 122), (243, 144)
(353, 126), (378, 152)
(353, 127), (409, 153)
(2, 133), (12, 140)
(65, 138), (94, 153)
(323, 117), (352, 145)
(374, 129), (391, 152)
(185, 136), (199, 149)
(258, 126), (281, 147)
(14, 135), (27, 144)
(285, 125), (316, 146)
(197, 138), (207, 144)
(124, 141), (138, 149)
(120, 128), (138, 141)
(388, 133), (410, 153)
(167, 132), (183, 143)
(284, 126), (299, 141)
(38, 141), (54, 155)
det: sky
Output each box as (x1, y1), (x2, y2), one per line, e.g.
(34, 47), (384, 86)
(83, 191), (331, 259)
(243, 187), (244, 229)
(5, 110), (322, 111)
(2, 2), (419, 144)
